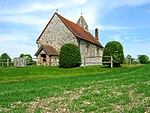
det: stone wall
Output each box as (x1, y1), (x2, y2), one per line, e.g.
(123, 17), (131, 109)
(37, 14), (78, 53)
(51, 56), (59, 66)
(79, 39), (103, 65)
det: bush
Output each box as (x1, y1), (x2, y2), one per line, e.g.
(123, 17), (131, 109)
(102, 41), (124, 67)
(59, 43), (81, 68)
(138, 55), (149, 64)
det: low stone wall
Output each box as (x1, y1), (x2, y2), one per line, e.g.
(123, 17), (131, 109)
(81, 56), (102, 66)
(51, 56), (59, 66)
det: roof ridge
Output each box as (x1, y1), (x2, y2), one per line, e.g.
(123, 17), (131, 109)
(56, 13), (103, 47)
(37, 12), (103, 48)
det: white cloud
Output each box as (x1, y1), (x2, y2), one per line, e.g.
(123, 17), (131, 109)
(0, 14), (48, 28)
(133, 39), (143, 43)
(112, 34), (124, 42)
(126, 0), (150, 6)
(124, 42), (150, 58)
(0, 33), (37, 58)
(0, 33), (31, 42)
(72, 0), (88, 5)
(0, 42), (36, 58)
(1, 0), (149, 29)
(100, 25), (134, 30)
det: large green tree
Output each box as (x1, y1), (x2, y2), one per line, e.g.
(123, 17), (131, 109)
(59, 43), (81, 68)
(102, 41), (124, 67)
(0, 53), (11, 66)
(125, 54), (133, 64)
(138, 55), (149, 64)
(0, 53), (11, 61)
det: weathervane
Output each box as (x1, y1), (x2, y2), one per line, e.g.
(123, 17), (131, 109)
(56, 9), (59, 13)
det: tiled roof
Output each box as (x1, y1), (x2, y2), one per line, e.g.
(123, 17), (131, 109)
(35, 44), (58, 56)
(37, 13), (103, 48)
(56, 13), (103, 48)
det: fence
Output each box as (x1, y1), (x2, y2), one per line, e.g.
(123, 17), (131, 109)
(0, 56), (113, 68)
(0, 59), (13, 66)
(82, 56), (113, 68)
(14, 58), (27, 67)
(0, 58), (35, 67)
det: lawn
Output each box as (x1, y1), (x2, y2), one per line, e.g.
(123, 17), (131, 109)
(0, 65), (113, 83)
(0, 64), (150, 112)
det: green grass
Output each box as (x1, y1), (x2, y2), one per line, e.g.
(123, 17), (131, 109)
(0, 64), (150, 112)
(0, 65), (113, 83)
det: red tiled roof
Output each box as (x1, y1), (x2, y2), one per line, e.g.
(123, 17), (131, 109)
(35, 44), (58, 56)
(37, 13), (103, 48)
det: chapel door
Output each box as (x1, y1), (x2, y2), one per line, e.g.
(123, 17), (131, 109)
(41, 54), (46, 66)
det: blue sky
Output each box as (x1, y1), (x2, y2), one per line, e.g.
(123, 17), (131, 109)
(0, 0), (150, 59)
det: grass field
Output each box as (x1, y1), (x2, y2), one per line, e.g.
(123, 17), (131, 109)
(0, 64), (150, 112)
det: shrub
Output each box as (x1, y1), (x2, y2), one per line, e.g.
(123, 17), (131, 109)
(59, 43), (81, 68)
(138, 55), (149, 64)
(102, 41), (124, 67)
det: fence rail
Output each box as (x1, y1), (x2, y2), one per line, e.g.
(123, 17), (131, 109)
(0, 56), (113, 67)
(82, 55), (113, 68)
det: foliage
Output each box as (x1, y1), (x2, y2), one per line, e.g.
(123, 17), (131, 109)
(125, 54), (134, 64)
(138, 55), (149, 64)
(59, 43), (81, 68)
(0, 53), (11, 66)
(19, 54), (33, 65)
(0, 53), (11, 61)
(0, 65), (149, 112)
(102, 41), (124, 67)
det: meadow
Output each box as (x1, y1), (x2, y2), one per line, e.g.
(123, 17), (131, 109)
(0, 64), (150, 112)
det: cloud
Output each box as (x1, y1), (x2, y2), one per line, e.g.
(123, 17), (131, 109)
(0, 42), (36, 58)
(0, 0), (90, 27)
(124, 41), (150, 58)
(112, 34), (124, 42)
(1, 0), (149, 29)
(100, 25), (134, 31)
(0, 14), (49, 28)
(0, 33), (35, 43)
(0, 0), (88, 14)
(133, 39), (143, 43)
(0, 33), (37, 58)
(126, 0), (150, 6)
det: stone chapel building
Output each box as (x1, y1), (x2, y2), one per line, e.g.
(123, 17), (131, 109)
(35, 12), (103, 66)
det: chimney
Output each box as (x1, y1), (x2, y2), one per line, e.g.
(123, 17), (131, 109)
(95, 28), (99, 41)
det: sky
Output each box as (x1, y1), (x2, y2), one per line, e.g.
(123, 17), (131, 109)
(0, 0), (150, 59)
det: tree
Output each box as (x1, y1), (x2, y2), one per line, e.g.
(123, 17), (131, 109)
(138, 55), (149, 64)
(0, 53), (11, 66)
(19, 54), (33, 65)
(59, 43), (81, 68)
(102, 41), (124, 67)
(0, 53), (11, 61)
(125, 54), (133, 64)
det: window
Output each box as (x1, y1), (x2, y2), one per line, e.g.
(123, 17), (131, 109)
(97, 48), (100, 56)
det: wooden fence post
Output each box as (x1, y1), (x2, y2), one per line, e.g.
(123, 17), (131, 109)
(7, 59), (9, 66)
(111, 56), (113, 68)
(84, 54), (86, 68)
